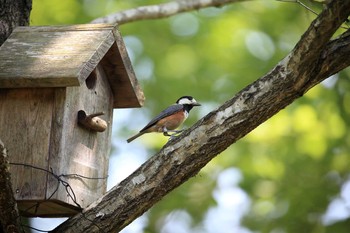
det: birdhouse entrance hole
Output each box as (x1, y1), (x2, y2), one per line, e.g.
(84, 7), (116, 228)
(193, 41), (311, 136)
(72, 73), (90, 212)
(86, 70), (97, 89)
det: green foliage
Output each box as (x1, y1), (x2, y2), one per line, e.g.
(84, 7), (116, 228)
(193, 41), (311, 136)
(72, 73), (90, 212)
(31, 0), (350, 232)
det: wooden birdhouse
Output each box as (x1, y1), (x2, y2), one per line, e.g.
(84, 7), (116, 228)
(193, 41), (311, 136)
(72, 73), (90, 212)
(0, 24), (144, 217)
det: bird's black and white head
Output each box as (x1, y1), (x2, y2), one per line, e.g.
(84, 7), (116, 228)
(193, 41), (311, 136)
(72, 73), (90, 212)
(176, 96), (201, 114)
(176, 96), (201, 106)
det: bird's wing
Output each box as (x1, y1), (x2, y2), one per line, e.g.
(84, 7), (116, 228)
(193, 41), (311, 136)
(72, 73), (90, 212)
(140, 104), (183, 132)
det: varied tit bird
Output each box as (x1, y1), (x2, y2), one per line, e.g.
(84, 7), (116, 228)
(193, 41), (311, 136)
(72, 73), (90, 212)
(127, 96), (201, 143)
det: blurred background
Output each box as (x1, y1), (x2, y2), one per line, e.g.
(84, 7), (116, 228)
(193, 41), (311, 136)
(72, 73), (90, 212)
(29, 0), (350, 232)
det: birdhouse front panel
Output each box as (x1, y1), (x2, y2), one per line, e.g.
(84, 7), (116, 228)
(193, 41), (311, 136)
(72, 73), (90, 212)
(0, 24), (145, 217)
(45, 64), (113, 211)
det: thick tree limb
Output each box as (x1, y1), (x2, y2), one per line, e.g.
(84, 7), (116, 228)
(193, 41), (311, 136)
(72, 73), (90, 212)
(53, 0), (350, 232)
(91, 0), (242, 24)
(0, 141), (20, 233)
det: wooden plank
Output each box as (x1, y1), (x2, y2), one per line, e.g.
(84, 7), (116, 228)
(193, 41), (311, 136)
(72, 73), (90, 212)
(0, 23), (145, 108)
(47, 64), (112, 209)
(0, 88), (54, 200)
(17, 200), (81, 217)
(102, 27), (145, 108)
(13, 24), (116, 33)
(77, 30), (115, 86)
(0, 25), (113, 88)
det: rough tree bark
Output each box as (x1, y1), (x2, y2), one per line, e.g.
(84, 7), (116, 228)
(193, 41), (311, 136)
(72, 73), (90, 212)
(0, 1), (32, 232)
(0, 141), (21, 233)
(53, 0), (350, 232)
(0, 0), (32, 45)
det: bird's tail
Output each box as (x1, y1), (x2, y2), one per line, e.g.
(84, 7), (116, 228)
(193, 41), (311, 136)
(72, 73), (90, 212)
(127, 132), (145, 143)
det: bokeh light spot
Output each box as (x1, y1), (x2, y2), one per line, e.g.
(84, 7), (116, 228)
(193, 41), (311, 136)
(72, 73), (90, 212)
(245, 31), (275, 61)
(170, 13), (199, 37)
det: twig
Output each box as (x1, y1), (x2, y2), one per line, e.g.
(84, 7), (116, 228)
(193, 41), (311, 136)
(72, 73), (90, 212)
(278, 0), (349, 29)
(277, 0), (318, 15)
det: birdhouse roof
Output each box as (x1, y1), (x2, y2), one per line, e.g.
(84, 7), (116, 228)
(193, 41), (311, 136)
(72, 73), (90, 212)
(0, 24), (144, 108)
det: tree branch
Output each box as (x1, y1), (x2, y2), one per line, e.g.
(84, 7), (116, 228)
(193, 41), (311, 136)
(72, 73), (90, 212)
(53, 0), (350, 232)
(0, 141), (21, 233)
(91, 0), (243, 24)
(0, 0), (32, 45)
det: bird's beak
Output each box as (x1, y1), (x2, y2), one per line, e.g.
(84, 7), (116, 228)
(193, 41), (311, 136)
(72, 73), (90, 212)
(193, 102), (201, 106)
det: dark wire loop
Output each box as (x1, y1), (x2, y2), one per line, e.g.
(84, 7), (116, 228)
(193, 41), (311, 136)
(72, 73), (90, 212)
(9, 162), (108, 232)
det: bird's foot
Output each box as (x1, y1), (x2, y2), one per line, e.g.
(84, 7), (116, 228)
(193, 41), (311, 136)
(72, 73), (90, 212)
(171, 129), (184, 134)
(165, 130), (184, 140)
(163, 132), (171, 137)
(169, 134), (179, 140)
(163, 130), (183, 136)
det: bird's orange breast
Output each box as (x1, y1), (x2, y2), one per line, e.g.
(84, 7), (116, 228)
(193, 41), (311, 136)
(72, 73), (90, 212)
(151, 110), (186, 132)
